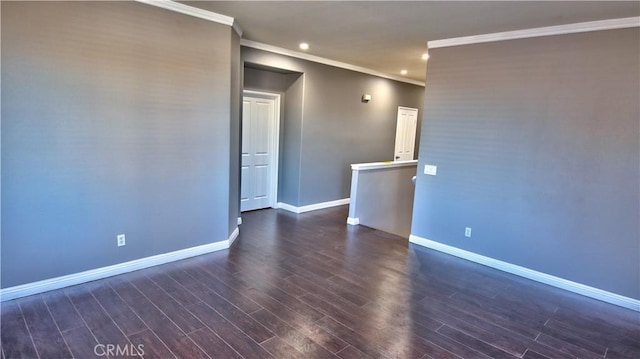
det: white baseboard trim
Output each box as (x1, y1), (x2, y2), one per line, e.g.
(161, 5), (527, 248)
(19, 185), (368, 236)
(347, 217), (360, 225)
(277, 198), (350, 214)
(276, 202), (299, 213)
(0, 230), (239, 302)
(228, 227), (239, 247)
(409, 235), (640, 312)
(237, 217), (242, 225)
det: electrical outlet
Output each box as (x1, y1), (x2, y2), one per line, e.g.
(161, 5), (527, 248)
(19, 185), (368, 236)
(465, 227), (472, 238)
(117, 234), (126, 247)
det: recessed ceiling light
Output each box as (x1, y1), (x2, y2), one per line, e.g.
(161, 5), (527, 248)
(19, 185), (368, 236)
(299, 42), (309, 50)
(421, 52), (430, 60)
(400, 69), (408, 75)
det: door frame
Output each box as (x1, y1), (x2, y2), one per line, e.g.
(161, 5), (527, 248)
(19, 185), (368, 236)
(242, 89), (281, 209)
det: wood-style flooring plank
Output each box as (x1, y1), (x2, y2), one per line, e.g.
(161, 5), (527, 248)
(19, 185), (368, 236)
(188, 328), (242, 359)
(179, 264), (263, 314)
(65, 287), (130, 349)
(40, 291), (85, 333)
(436, 325), (518, 358)
(128, 329), (176, 359)
(336, 345), (374, 359)
(243, 288), (348, 354)
(108, 280), (209, 359)
(243, 283), (325, 322)
(535, 333), (605, 359)
(522, 350), (550, 359)
(145, 267), (202, 307)
(261, 336), (308, 359)
(128, 276), (204, 334)
(286, 274), (369, 308)
(62, 325), (99, 359)
(0, 301), (39, 359)
(234, 266), (309, 298)
(89, 283), (148, 336)
(318, 317), (431, 359)
(251, 308), (338, 358)
(540, 318), (608, 356)
(186, 302), (274, 359)
(19, 296), (72, 358)
(194, 289), (274, 343)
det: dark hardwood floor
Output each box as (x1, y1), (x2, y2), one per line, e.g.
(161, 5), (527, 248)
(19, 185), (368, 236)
(2, 206), (639, 358)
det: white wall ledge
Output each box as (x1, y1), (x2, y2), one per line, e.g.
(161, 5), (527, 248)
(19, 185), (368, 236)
(351, 160), (417, 171)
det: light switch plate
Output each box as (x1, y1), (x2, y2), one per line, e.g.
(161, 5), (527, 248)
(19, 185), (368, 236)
(424, 165), (437, 176)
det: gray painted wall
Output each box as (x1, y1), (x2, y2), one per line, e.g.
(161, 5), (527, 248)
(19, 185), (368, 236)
(244, 67), (291, 94)
(354, 165), (417, 238)
(412, 28), (640, 299)
(1, 2), (237, 288)
(280, 74), (305, 205)
(229, 31), (241, 234)
(242, 47), (425, 206)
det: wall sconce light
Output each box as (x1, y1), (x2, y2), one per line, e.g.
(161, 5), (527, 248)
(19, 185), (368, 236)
(362, 94), (372, 103)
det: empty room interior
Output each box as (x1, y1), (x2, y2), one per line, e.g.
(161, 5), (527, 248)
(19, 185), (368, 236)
(1, 1), (639, 358)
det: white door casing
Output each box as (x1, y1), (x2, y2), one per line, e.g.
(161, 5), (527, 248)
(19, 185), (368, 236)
(394, 106), (418, 161)
(241, 91), (280, 212)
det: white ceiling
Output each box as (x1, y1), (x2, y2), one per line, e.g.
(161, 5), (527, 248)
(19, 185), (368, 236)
(186, 1), (639, 83)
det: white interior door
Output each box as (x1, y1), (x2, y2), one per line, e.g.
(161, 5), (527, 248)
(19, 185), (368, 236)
(241, 93), (279, 212)
(394, 106), (418, 161)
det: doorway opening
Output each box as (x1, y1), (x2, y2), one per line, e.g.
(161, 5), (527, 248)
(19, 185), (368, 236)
(241, 90), (281, 212)
(240, 63), (305, 215)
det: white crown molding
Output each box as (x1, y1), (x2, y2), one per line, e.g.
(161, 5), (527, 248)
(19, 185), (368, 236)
(428, 17), (640, 49)
(0, 230), (239, 302)
(409, 234), (640, 312)
(241, 39), (426, 87)
(135, 0), (242, 36)
(232, 21), (244, 38)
